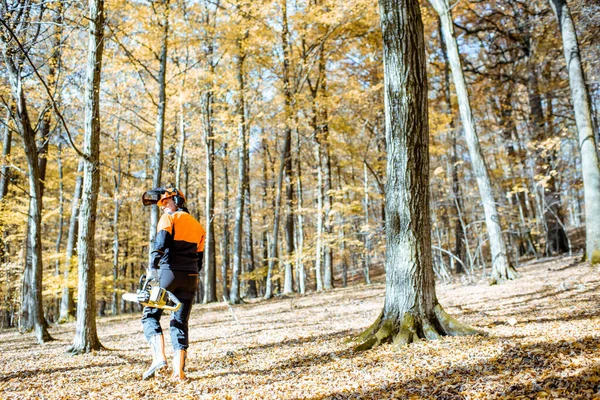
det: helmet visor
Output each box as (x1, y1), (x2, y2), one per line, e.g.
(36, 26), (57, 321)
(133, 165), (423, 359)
(142, 190), (164, 206)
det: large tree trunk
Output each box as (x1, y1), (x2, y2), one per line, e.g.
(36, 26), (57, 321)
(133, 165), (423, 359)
(549, 0), (600, 263)
(2, 29), (52, 344)
(230, 36), (247, 305)
(358, 0), (478, 350)
(68, 0), (105, 353)
(429, 0), (516, 283)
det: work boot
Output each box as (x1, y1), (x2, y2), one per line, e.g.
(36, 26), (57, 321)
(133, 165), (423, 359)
(142, 334), (167, 380)
(171, 349), (187, 382)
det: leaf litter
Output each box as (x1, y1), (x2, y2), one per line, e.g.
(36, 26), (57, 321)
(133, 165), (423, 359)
(0, 255), (599, 399)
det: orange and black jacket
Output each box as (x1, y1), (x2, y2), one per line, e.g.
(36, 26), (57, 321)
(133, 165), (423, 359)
(151, 210), (206, 273)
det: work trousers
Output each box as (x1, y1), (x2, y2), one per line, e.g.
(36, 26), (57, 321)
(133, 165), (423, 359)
(141, 269), (198, 350)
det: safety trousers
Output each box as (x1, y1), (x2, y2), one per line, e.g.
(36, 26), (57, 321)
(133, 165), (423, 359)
(141, 269), (198, 350)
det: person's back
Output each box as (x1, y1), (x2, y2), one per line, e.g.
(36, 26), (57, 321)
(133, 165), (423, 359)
(154, 209), (205, 272)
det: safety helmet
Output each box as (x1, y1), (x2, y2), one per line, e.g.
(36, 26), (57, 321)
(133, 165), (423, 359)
(157, 187), (186, 208)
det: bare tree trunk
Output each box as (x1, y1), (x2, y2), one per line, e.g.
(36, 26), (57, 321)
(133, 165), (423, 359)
(438, 17), (465, 271)
(175, 107), (186, 188)
(230, 36), (247, 305)
(203, 81), (217, 304)
(294, 127), (306, 294)
(321, 67), (334, 291)
(429, 0), (516, 283)
(549, 0), (600, 263)
(243, 162), (257, 298)
(1, 23), (52, 344)
(0, 108), (11, 199)
(59, 161), (83, 323)
(362, 162), (372, 284)
(111, 121), (122, 316)
(54, 143), (65, 320)
(201, 0), (218, 304)
(358, 0), (478, 350)
(148, 0), (170, 261)
(69, 0), (105, 353)
(221, 143), (230, 301)
(267, 0), (294, 299)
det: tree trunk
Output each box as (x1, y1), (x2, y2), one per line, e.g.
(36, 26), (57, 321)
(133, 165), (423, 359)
(175, 108), (186, 188)
(358, 0), (478, 350)
(1, 28), (52, 344)
(202, 0), (218, 304)
(438, 16), (465, 271)
(282, 0), (295, 296)
(0, 107), (11, 199)
(111, 122), (122, 316)
(59, 161), (83, 323)
(294, 127), (306, 294)
(549, 0), (600, 263)
(362, 162), (372, 284)
(68, 0), (105, 353)
(267, 0), (294, 299)
(221, 143), (230, 301)
(149, 0), (169, 261)
(429, 0), (516, 283)
(230, 36), (247, 305)
(54, 143), (65, 320)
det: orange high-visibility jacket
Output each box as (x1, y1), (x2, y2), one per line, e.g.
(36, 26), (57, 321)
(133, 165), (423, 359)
(151, 210), (206, 273)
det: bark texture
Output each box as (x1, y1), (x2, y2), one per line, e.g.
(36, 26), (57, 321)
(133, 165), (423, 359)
(69, 0), (105, 353)
(357, 0), (479, 350)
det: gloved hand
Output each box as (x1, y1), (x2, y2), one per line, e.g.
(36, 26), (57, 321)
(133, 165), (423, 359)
(137, 289), (150, 304)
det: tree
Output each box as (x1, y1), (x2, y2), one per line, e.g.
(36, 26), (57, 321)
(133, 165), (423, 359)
(68, 0), (105, 354)
(429, 0), (517, 283)
(356, 0), (478, 350)
(548, 0), (600, 263)
(0, 0), (52, 343)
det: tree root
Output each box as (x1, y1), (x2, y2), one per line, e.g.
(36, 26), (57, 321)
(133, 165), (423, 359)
(354, 304), (481, 351)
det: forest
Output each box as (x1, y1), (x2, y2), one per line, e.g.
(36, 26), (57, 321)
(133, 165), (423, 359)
(0, 0), (599, 395)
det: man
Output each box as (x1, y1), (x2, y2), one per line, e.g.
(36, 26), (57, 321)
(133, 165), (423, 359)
(141, 187), (205, 381)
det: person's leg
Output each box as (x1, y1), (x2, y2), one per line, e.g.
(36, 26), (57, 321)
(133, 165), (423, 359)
(141, 306), (167, 379)
(168, 271), (198, 381)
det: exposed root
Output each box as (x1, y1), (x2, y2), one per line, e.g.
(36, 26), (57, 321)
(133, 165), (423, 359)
(355, 304), (481, 351)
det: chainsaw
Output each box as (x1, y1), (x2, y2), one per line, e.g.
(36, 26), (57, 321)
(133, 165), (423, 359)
(122, 274), (182, 312)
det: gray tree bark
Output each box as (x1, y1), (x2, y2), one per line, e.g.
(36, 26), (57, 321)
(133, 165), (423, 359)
(357, 0), (478, 350)
(59, 161), (83, 323)
(549, 0), (600, 263)
(68, 0), (105, 353)
(202, 26), (217, 303)
(0, 2), (52, 343)
(429, 0), (516, 283)
(148, 0), (170, 262)
(230, 35), (247, 304)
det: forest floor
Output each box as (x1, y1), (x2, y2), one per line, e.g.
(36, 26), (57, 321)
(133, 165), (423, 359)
(1, 255), (599, 400)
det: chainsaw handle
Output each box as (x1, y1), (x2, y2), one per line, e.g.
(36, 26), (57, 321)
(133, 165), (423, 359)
(165, 290), (182, 312)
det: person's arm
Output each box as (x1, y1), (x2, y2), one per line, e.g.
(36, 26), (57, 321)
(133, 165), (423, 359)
(151, 213), (174, 269)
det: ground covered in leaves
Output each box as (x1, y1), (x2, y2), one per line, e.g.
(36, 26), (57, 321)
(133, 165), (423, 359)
(1, 255), (599, 399)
